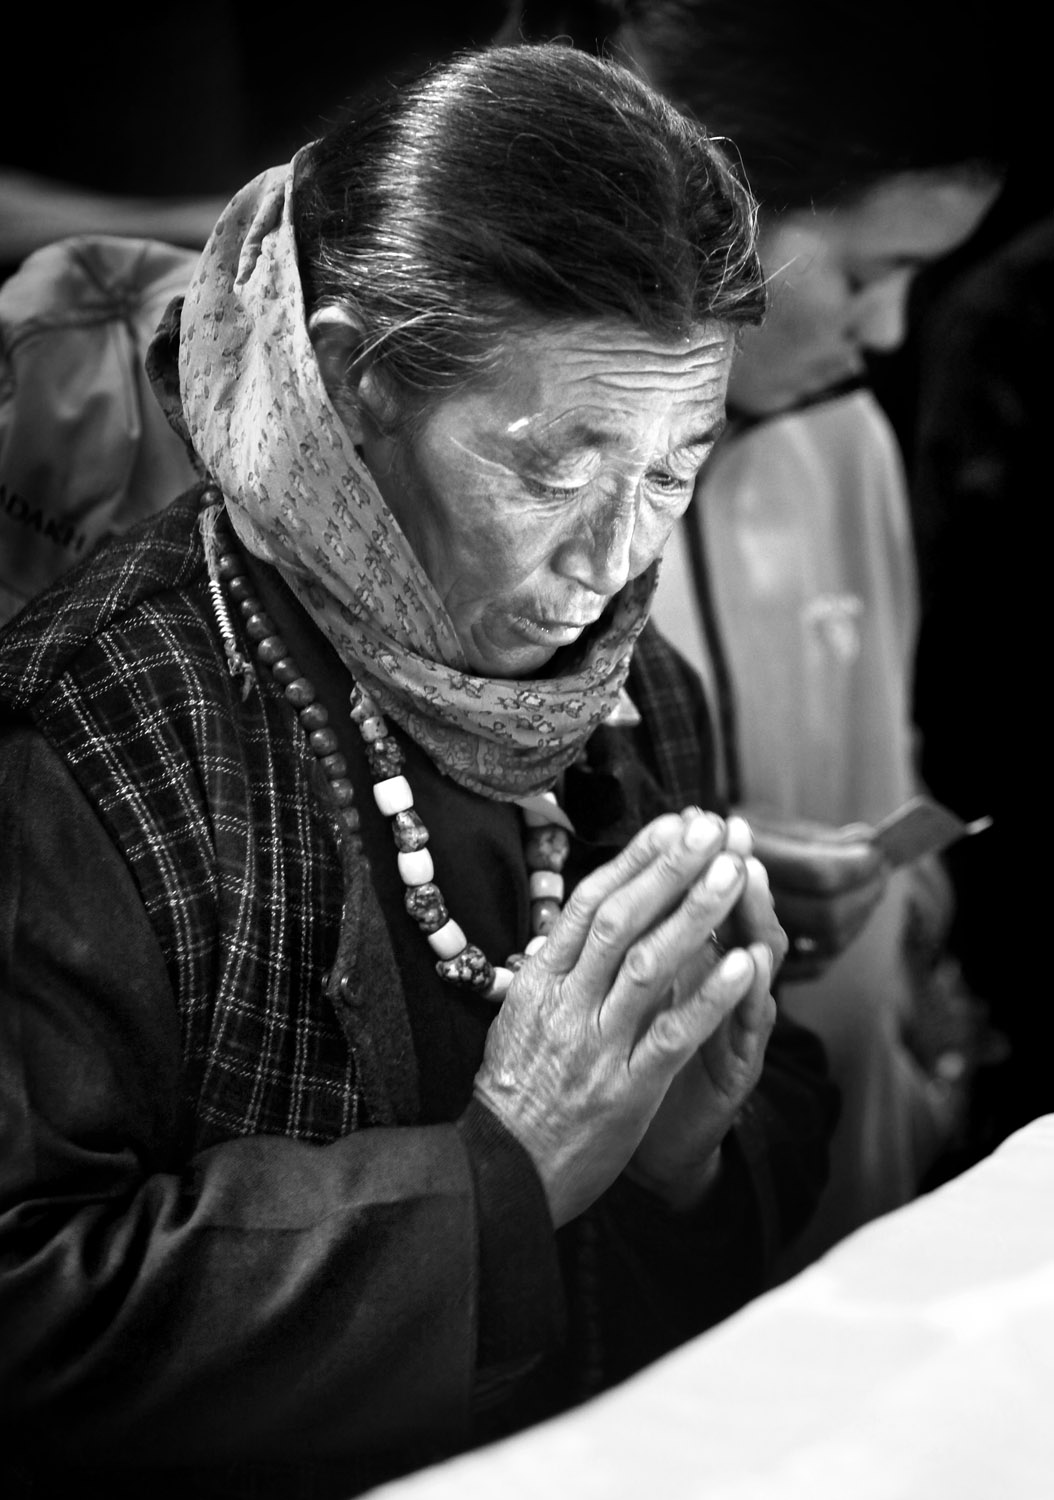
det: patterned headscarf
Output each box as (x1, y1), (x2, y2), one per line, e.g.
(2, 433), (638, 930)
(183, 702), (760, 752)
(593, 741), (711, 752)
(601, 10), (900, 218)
(178, 152), (654, 799)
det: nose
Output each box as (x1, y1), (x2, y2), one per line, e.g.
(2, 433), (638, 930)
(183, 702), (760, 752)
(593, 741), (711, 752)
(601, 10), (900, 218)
(553, 492), (637, 598)
(849, 268), (915, 353)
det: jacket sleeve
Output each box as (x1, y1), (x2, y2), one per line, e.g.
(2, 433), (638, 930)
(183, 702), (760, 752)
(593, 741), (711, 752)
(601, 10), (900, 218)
(0, 724), (562, 1470)
(580, 1004), (839, 1387)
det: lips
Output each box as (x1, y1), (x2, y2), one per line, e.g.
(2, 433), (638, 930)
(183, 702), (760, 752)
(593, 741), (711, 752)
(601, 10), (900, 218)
(514, 614), (601, 644)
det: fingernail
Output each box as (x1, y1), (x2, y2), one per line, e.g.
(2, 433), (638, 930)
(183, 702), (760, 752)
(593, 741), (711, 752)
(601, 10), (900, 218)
(716, 947), (752, 983)
(746, 855), (770, 889)
(726, 814), (753, 854)
(707, 852), (741, 892)
(683, 811), (722, 850)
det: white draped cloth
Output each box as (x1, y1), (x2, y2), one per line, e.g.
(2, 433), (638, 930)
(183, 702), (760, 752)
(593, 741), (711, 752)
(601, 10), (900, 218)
(366, 1115), (1054, 1500)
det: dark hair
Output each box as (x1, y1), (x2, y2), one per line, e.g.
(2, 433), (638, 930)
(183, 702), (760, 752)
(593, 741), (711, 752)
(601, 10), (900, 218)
(293, 42), (763, 400)
(502, 2), (1005, 213)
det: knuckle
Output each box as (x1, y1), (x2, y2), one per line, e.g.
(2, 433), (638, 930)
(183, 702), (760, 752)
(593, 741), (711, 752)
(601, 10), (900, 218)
(649, 1006), (688, 1054)
(590, 902), (627, 950)
(620, 939), (659, 988)
(682, 879), (722, 920)
(563, 882), (599, 925)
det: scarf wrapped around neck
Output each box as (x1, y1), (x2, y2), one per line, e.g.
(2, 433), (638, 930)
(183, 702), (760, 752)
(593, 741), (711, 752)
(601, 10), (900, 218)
(178, 151), (655, 798)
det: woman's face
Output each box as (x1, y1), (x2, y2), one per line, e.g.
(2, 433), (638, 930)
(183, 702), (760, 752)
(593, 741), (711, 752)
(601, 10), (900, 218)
(356, 320), (734, 677)
(726, 169), (1001, 417)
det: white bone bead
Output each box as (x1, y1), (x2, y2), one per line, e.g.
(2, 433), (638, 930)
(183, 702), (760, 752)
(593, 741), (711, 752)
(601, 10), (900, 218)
(529, 870), (564, 901)
(397, 848), (434, 885)
(373, 775), (413, 816)
(521, 790), (560, 826)
(427, 919), (468, 959)
(484, 966), (514, 1002)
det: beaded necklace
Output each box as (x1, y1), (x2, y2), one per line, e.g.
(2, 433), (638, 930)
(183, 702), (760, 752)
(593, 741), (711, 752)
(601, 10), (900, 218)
(207, 502), (571, 1005)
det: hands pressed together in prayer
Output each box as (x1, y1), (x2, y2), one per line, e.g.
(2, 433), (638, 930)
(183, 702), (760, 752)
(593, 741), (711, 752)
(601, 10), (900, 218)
(473, 810), (787, 1226)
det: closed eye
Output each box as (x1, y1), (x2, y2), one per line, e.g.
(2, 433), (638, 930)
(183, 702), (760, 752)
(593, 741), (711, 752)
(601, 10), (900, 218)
(647, 469), (696, 494)
(521, 476), (583, 500)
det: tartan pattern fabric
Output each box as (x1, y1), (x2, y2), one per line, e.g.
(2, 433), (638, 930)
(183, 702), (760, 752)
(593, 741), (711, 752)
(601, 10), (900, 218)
(0, 489), (363, 1150)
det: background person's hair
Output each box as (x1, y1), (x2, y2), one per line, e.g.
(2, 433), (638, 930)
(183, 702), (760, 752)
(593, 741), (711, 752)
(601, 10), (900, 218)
(500, 1), (1006, 214)
(293, 42), (764, 404)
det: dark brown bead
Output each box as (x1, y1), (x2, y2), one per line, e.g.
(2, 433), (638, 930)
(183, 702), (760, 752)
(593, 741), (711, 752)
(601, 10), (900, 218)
(216, 553), (242, 580)
(256, 634), (287, 664)
(340, 805), (361, 833)
(435, 944), (494, 992)
(404, 882), (448, 932)
(299, 701), (330, 730)
(283, 677), (317, 708)
(391, 808), (429, 852)
(238, 596), (262, 617)
(531, 897), (561, 935)
(308, 727), (339, 757)
(328, 778), (354, 806)
(365, 737), (403, 779)
(319, 751), (348, 778)
(227, 576), (254, 601)
(244, 612), (277, 642)
(524, 826), (571, 872)
(272, 658), (301, 686)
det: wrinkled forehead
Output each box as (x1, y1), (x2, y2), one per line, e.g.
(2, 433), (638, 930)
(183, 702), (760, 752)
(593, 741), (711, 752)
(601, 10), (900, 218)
(500, 317), (735, 392)
(445, 318), (735, 455)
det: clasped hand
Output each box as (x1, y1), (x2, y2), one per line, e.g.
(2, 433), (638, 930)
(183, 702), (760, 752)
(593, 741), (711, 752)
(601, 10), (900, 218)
(473, 809), (786, 1226)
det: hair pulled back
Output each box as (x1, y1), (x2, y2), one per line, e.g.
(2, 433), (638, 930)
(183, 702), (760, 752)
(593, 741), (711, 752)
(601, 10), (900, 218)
(293, 42), (763, 398)
(500, 2), (1005, 214)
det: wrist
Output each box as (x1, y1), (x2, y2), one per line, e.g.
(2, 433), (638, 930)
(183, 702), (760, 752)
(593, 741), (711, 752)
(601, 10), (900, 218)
(625, 1145), (723, 1214)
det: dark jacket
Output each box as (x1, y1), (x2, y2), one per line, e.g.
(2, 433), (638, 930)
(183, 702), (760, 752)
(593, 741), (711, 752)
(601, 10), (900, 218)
(0, 491), (837, 1500)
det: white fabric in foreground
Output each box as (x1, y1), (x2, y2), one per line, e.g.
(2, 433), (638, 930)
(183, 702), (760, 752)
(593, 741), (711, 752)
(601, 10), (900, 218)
(367, 1115), (1054, 1500)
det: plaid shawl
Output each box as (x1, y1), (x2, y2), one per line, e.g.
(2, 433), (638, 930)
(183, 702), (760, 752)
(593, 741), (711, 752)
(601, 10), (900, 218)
(0, 488), (420, 1149)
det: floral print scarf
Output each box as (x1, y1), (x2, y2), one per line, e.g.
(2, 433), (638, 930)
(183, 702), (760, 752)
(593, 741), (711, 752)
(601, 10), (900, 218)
(178, 152), (654, 798)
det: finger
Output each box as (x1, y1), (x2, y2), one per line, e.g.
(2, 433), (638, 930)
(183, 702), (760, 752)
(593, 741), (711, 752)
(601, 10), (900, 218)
(595, 845), (748, 1034)
(632, 944), (756, 1076)
(722, 856), (787, 968)
(727, 940), (777, 1058)
(662, 920), (740, 1009)
(725, 813), (754, 858)
(538, 811), (691, 972)
(746, 856), (788, 961)
(550, 810), (728, 997)
(832, 820), (877, 843)
(695, 942), (775, 1107)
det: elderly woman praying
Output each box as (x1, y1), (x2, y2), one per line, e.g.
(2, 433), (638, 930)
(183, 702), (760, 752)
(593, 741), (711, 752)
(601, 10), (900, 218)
(0, 43), (836, 1500)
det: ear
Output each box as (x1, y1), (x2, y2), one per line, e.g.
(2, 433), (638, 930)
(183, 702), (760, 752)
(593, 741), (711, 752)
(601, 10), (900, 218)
(307, 305), (376, 443)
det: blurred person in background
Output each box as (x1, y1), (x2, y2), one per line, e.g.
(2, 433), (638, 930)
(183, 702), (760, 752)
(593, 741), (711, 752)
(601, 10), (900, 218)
(499, 0), (1006, 1274)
